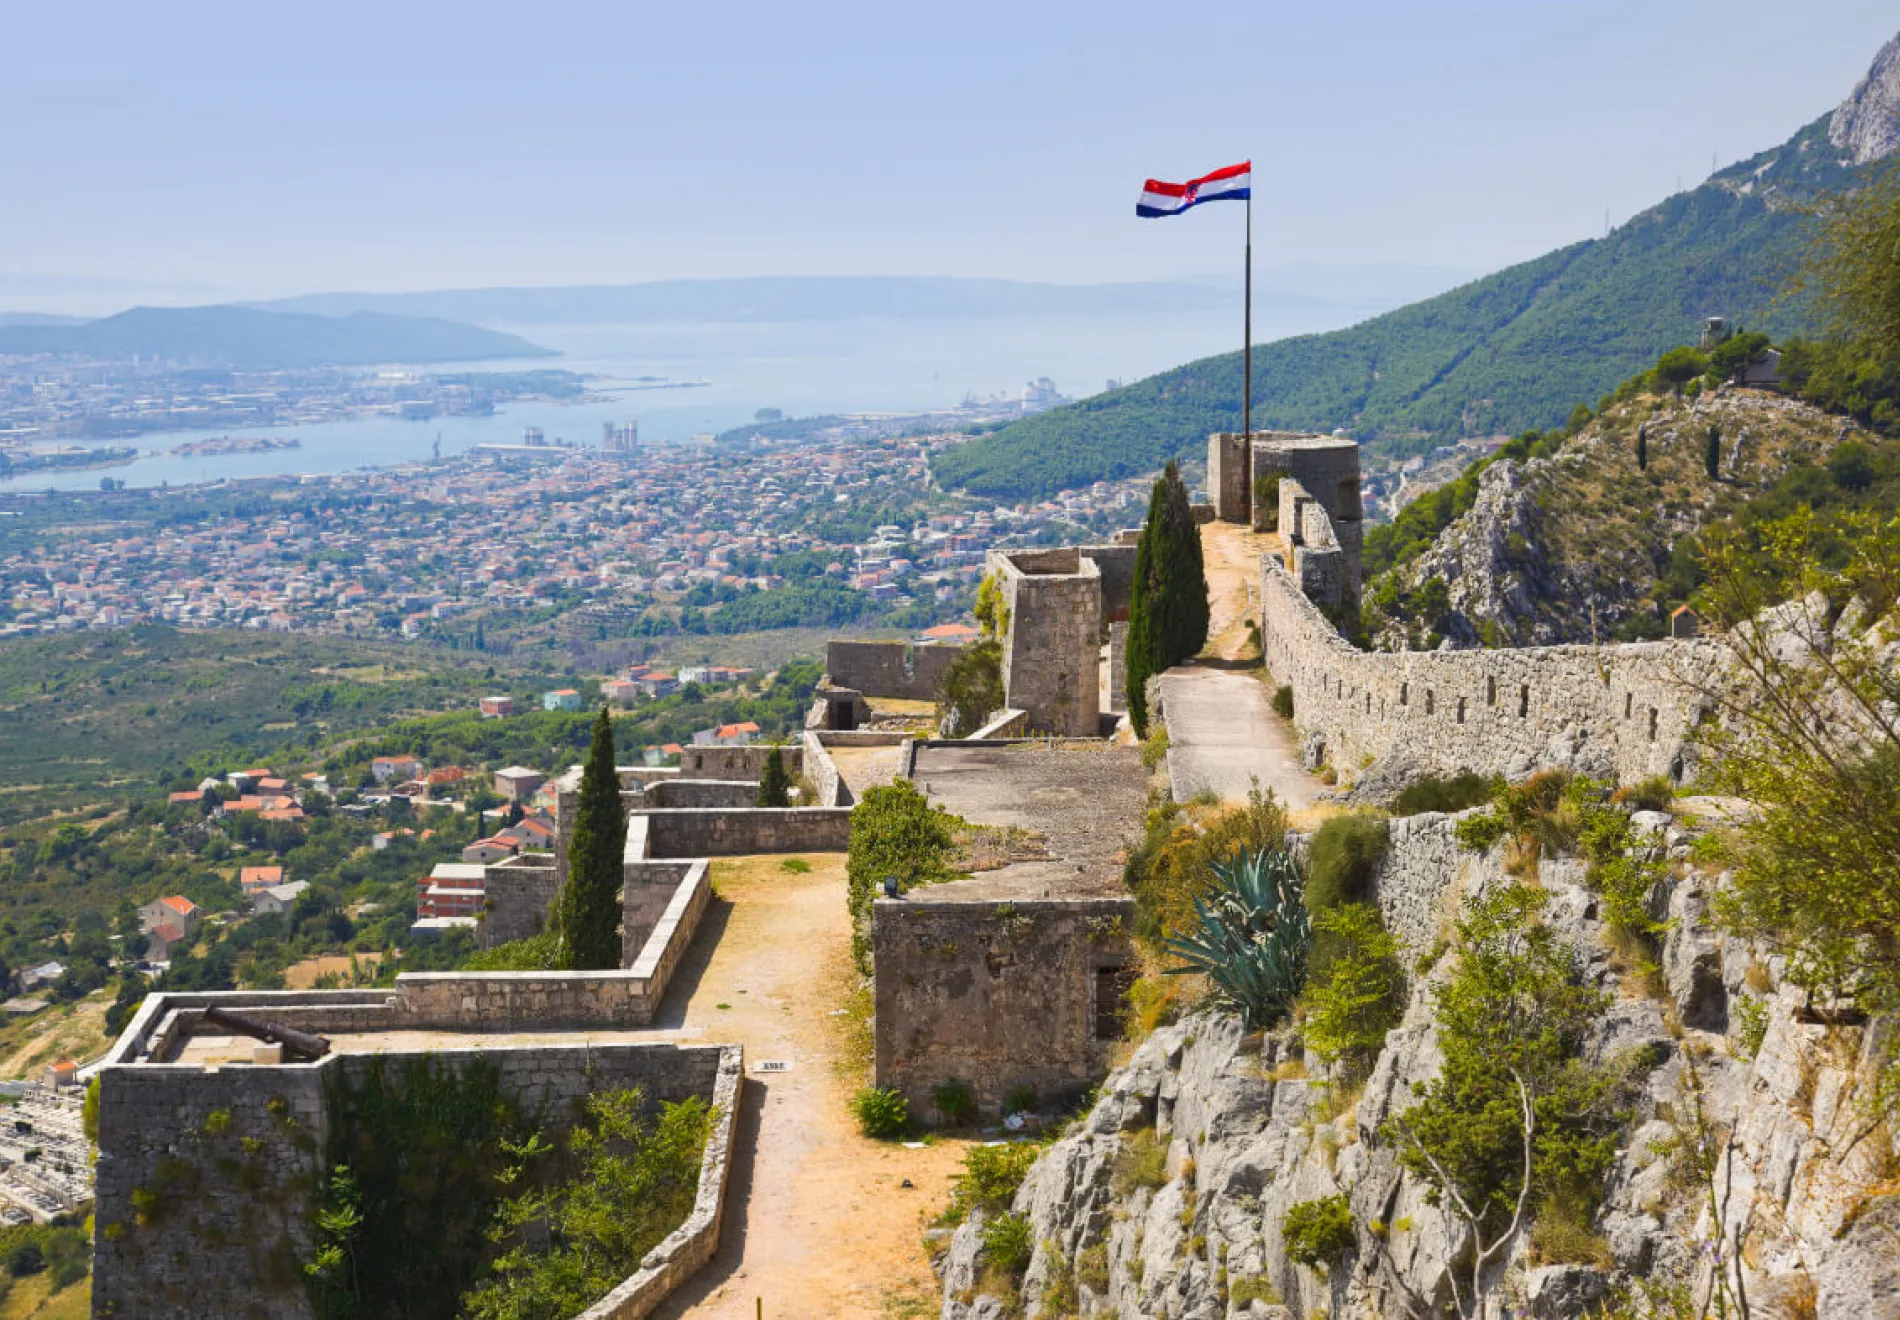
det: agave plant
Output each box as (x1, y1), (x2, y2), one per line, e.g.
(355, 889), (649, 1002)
(1164, 846), (1311, 1028)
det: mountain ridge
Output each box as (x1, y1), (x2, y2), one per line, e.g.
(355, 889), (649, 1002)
(0, 305), (553, 370)
(930, 33), (1900, 500)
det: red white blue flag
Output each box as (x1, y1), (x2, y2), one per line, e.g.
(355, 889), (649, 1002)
(1136, 161), (1251, 218)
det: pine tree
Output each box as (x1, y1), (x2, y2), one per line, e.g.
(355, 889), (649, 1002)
(757, 743), (792, 807)
(1125, 461), (1209, 737)
(555, 707), (627, 970)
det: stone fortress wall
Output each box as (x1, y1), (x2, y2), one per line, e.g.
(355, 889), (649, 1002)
(92, 1034), (741, 1320)
(873, 897), (1136, 1117)
(1214, 428), (1727, 784)
(982, 544), (1138, 737)
(824, 639), (968, 702)
(1260, 550), (1724, 783)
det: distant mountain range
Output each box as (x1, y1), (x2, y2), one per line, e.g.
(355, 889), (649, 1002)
(0, 306), (552, 369)
(930, 32), (1900, 500)
(252, 276), (1268, 326)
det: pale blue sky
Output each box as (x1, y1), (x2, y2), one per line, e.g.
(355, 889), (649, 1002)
(3, 1), (1896, 299)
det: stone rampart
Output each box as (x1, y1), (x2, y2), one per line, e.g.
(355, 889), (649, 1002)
(825, 639), (967, 701)
(633, 806), (852, 858)
(678, 745), (804, 782)
(1260, 555), (1724, 783)
(480, 852), (559, 947)
(872, 897), (1136, 1117)
(642, 778), (760, 809)
(92, 1041), (739, 1320)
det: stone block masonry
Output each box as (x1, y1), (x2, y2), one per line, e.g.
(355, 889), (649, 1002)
(825, 639), (967, 701)
(1260, 554), (1727, 783)
(989, 548), (1104, 736)
(92, 1041), (740, 1320)
(872, 897), (1136, 1117)
(479, 851), (558, 948)
(628, 806), (852, 859)
(678, 744), (804, 782)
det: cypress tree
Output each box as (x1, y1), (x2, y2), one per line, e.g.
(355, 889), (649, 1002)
(1126, 461), (1210, 737)
(555, 707), (627, 970)
(1705, 424), (1722, 481)
(757, 743), (792, 807)
(1635, 424), (1648, 471)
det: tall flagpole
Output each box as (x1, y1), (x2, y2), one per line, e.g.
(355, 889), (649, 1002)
(1243, 188), (1252, 441)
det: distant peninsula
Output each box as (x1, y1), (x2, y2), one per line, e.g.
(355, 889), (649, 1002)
(0, 305), (554, 370)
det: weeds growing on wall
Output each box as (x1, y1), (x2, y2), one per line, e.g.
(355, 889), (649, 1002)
(935, 639), (1005, 737)
(310, 1056), (541, 1320)
(460, 1089), (709, 1320)
(1391, 771), (1500, 816)
(460, 930), (561, 972)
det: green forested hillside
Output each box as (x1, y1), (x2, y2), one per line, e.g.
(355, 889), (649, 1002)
(933, 117), (1861, 499)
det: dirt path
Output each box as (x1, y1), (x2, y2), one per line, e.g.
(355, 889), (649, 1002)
(651, 855), (967, 1320)
(1199, 519), (1282, 662)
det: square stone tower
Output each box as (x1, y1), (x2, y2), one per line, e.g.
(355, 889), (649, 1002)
(1208, 430), (1364, 619)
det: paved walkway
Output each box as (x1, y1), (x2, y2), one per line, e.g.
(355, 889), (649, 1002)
(1158, 667), (1318, 811)
(1155, 520), (1326, 814)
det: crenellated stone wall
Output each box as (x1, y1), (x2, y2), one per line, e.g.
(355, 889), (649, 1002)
(1260, 554), (1726, 783)
(678, 745), (804, 782)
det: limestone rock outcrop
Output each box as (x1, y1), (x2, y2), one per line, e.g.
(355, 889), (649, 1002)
(1831, 30), (1900, 167)
(935, 813), (1900, 1319)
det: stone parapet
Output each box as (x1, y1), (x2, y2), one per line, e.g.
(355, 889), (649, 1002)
(1260, 554), (1724, 783)
(93, 1041), (739, 1320)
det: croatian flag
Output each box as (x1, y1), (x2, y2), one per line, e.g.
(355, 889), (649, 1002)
(1136, 161), (1251, 218)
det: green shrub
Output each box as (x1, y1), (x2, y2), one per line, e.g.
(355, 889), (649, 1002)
(1230, 1274), (1282, 1305)
(930, 1078), (978, 1127)
(1300, 903), (1404, 1076)
(1272, 685), (1295, 719)
(850, 1086), (910, 1139)
(1002, 1084), (1038, 1116)
(1383, 885), (1624, 1243)
(1077, 1242), (1110, 1292)
(1253, 475), (1282, 529)
(1124, 788), (1289, 949)
(1613, 775), (1675, 812)
(936, 639), (1005, 737)
(1734, 996), (1771, 1061)
(1164, 847), (1310, 1028)
(1282, 1195), (1355, 1269)
(461, 930), (561, 972)
(1305, 814), (1389, 913)
(981, 1211), (1034, 1278)
(948, 1141), (1042, 1217)
(846, 780), (959, 972)
(1392, 771), (1498, 816)
(1112, 1128), (1169, 1194)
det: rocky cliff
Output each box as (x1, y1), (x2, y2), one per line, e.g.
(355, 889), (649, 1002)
(934, 809), (1900, 1319)
(1371, 389), (1869, 650)
(1831, 31), (1900, 167)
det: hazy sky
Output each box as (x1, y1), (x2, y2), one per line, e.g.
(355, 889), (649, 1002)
(4, 0), (1896, 299)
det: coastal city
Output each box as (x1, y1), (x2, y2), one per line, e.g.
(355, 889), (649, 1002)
(0, 363), (589, 474)
(0, 423), (1147, 645)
